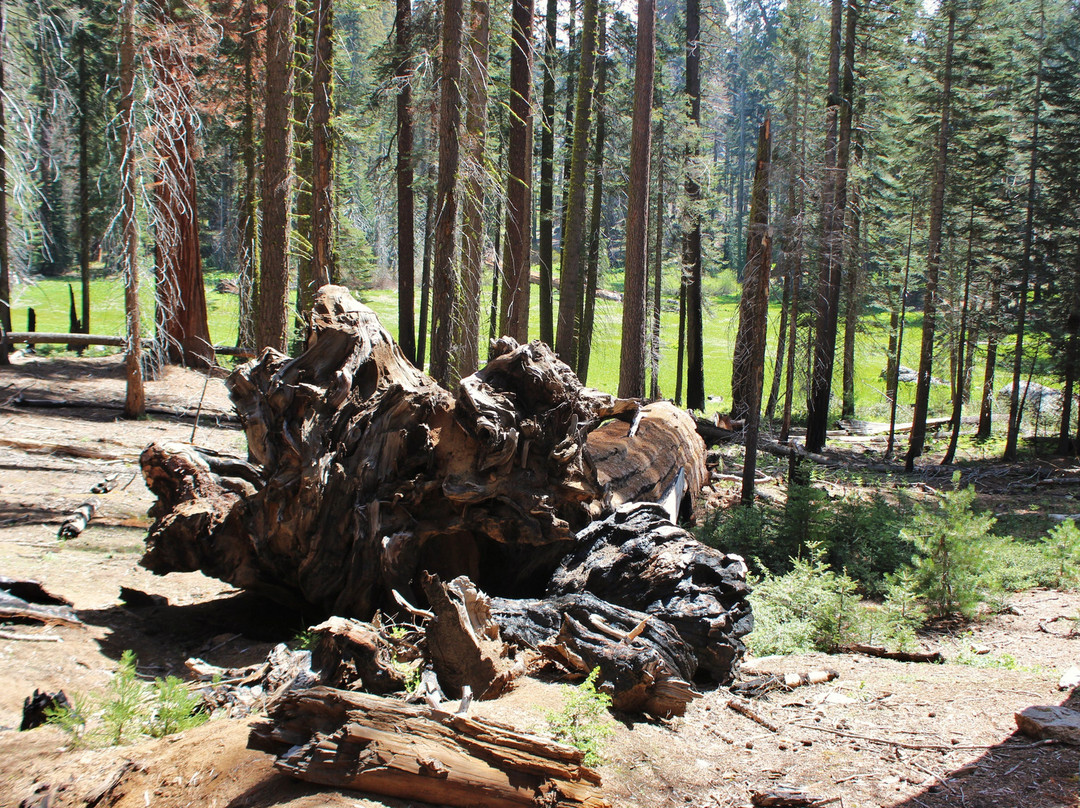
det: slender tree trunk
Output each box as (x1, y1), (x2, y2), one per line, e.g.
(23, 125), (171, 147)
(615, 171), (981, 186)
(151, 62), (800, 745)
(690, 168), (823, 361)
(455, 0), (489, 381)
(684, 0), (705, 410)
(488, 193), (503, 351)
(237, 0), (257, 353)
(942, 199), (976, 465)
(257, 0), (296, 352)
(77, 39), (90, 336)
(310, 0), (335, 290)
(119, 0), (144, 416)
(905, 5), (955, 471)
(538, 0), (557, 348)
(675, 281), (686, 406)
(0, 0), (8, 363)
(650, 125), (664, 401)
(806, 0), (857, 451)
(765, 268), (790, 422)
(417, 185), (434, 370)
(1005, 0), (1044, 461)
(577, 9), (606, 384)
(294, 5), (314, 322)
(429, 0), (465, 386)
(976, 275), (1000, 439)
(740, 116), (772, 506)
(396, 0), (416, 363)
(618, 0), (654, 399)
(840, 184), (860, 421)
(886, 197), (915, 458)
(1060, 288), (1078, 455)
(555, 0), (598, 367)
(499, 0), (534, 343)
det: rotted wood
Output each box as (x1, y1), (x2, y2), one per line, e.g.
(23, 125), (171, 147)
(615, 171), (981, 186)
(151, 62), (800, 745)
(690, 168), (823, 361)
(308, 616), (414, 694)
(0, 588), (82, 627)
(140, 285), (707, 619)
(249, 686), (610, 808)
(841, 643), (944, 663)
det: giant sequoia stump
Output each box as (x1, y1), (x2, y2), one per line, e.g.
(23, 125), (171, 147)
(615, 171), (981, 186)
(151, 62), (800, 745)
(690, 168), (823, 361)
(142, 286), (749, 704)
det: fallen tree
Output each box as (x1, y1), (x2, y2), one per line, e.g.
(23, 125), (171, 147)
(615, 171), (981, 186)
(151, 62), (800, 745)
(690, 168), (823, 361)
(141, 286), (750, 710)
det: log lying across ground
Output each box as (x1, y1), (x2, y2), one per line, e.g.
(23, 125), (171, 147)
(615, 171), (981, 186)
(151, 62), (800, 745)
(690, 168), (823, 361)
(141, 285), (750, 711)
(250, 686), (611, 808)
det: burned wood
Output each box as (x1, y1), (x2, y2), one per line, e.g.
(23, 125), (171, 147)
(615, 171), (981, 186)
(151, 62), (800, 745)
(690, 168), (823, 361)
(841, 643), (944, 664)
(731, 670), (838, 699)
(21, 689), (71, 730)
(250, 686), (610, 808)
(727, 697), (780, 732)
(58, 497), (100, 539)
(492, 592), (698, 717)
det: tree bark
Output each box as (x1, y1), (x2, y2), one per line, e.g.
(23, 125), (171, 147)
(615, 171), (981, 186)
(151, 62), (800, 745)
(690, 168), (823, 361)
(0, 0), (10, 360)
(555, 0), (598, 369)
(454, 0), (489, 381)
(396, 0), (416, 364)
(650, 127), (664, 402)
(684, 0), (705, 411)
(1005, 0), (1044, 461)
(499, 0), (534, 343)
(618, 0), (655, 399)
(237, 0), (258, 353)
(417, 183), (434, 370)
(429, 0), (465, 386)
(942, 199), (975, 465)
(538, 0), (557, 349)
(119, 0), (144, 417)
(905, 4), (955, 471)
(577, 10), (606, 384)
(257, 0), (296, 353)
(77, 39), (91, 337)
(886, 198), (915, 459)
(310, 0), (335, 290)
(149, 3), (213, 369)
(736, 117), (771, 505)
(805, 0), (857, 452)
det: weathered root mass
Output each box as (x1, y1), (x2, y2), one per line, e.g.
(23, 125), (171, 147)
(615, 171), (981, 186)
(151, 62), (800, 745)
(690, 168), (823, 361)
(141, 285), (751, 712)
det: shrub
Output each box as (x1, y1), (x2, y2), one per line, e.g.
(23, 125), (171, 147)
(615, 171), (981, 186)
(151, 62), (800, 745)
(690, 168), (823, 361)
(1043, 519), (1080, 588)
(901, 481), (994, 618)
(47, 650), (206, 747)
(546, 668), (615, 767)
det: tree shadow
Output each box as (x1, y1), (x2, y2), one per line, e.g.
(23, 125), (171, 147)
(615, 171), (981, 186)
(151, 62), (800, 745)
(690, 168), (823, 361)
(75, 589), (317, 677)
(887, 686), (1079, 808)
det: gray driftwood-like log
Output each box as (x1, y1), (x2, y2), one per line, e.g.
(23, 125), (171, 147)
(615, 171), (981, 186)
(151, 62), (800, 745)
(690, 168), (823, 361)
(141, 285), (706, 618)
(249, 686), (610, 808)
(58, 497), (100, 539)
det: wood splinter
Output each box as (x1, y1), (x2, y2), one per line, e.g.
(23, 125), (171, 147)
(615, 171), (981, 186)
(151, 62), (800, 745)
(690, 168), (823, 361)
(58, 497), (100, 539)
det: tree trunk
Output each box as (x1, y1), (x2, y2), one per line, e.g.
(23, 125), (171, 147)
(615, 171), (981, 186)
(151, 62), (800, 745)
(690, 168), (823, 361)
(538, 0), (557, 349)
(499, 0), (534, 343)
(417, 183), (434, 370)
(455, 0), (490, 381)
(257, 0), (296, 353)
(237, 0), (258, 353)
(840, 184), (859, 421)
(149, 6), (213, 369)
(554, 0), (598, 369)
(650, 128), (664, 402)
(684, 0), (705, 411)
(0, 0), (11, 360)
(619, 0), (655, 399)
(905, 4), (955, 471)
(942, 199), (975, 465)
(429, 0), (465, 386)
(765, 267), (790, 423)
(294, 7), (314, 321)
(886, 198), (915, 458)
(577, 10), (607, 384)
(77, 39), (91, 337)
(732, 117), (772, 506)
(119, 0), (144, 417)
(1059, 246), (1080, 455)
(1005, 0), (1044, 461)
(310, 0), (335, 290)
(805, 0), (857, 452)
(396, 0), (416, 364)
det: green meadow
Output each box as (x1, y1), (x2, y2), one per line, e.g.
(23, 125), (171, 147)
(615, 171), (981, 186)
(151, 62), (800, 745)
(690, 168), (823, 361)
(6, 269), (976, 426)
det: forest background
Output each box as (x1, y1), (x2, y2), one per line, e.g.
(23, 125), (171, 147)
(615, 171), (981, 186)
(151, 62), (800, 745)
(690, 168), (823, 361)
(0, 0), (1077, 467)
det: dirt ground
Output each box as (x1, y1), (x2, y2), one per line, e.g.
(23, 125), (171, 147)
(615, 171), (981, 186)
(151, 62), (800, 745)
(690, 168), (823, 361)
(0, 353), (1077, 808)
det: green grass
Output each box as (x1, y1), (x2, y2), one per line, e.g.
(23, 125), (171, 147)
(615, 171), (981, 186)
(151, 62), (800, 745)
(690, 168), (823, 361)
(6, 267), (1041, 429)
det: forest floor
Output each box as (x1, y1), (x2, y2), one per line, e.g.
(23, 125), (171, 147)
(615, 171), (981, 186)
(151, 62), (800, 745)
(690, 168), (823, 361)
(0, 352), (1077, 808)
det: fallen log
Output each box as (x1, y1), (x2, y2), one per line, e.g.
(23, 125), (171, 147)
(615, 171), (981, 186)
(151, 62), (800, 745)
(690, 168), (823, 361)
(249, 686), (610, 808)
(840, 643), (944, 663)
(141, 285), (707, 619)
(58, 498), (100, 539)
(0, 589), (82, 627)
(309, 616), (414, 694)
